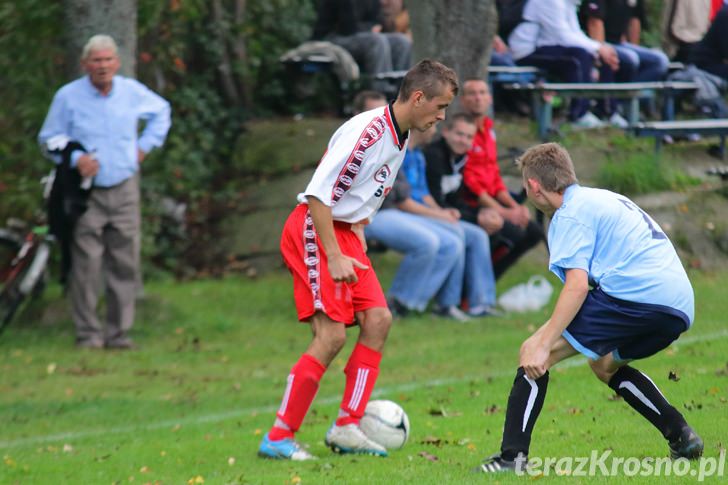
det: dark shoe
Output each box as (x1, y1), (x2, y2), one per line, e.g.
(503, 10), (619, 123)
(75, 338), (104, 349)
(669, 426), (703, 460)
(473, 452), (528, 473)
(387, 297), (410, 319)
(105, 338), (137, 350)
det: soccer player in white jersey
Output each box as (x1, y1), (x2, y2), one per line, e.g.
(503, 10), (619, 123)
(258, 60), (459, 460)
(476, 143), (703, 473)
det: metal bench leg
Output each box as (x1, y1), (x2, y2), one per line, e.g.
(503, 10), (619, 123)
(663, 91), (675, 120)
(628, 97), (639, 127)
(721, 135), (726, 160)
(538, 97), (552, 141)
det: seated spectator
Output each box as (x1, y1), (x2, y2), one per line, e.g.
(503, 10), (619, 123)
(409, 115), (500, 318)
(661, 0), (712, 63)
(580, 0), (669, 83)
(508, 0), (623, 128)
(690, 5), (728, 81)
(365, 132), (467, 320)
(459, 80), (544, 279)
(379, 0), (411, 38)
(312, 0), (411, 92)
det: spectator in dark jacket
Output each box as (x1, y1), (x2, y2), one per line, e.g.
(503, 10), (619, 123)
(312, 0), (411, 92)
(691, 6), (728, 81)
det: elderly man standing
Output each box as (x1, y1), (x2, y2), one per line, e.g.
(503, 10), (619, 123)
(39, 35), (171, 349)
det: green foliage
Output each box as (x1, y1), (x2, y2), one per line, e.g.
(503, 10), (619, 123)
(0, 0), (65, 223)
(0, 0), (318, 277)
(596, 137), (701, 195)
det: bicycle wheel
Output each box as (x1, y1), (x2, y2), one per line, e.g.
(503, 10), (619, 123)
(0, 228), (23, 330)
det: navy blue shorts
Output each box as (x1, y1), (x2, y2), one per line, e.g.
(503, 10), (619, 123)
(563, 288), (690, 361)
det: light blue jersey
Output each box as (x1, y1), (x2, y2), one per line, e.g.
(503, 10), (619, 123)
(548, 185), (694, 324)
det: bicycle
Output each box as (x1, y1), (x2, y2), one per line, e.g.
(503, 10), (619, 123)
(0, 171), (55, 332)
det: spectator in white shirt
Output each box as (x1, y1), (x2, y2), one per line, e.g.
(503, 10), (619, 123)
(508, 0), (623, 128)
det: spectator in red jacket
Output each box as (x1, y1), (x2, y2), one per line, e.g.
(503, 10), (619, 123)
(459, 79), (544, 279)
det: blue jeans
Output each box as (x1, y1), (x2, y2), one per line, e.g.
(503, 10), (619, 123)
(613, 43), (668, 82)
(425, 218), (497, 309)
(365, 209), (463, 311)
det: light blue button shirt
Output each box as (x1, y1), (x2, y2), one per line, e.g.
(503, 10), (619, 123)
(548, 184), (695, 324)
(39, 75), (171, 187)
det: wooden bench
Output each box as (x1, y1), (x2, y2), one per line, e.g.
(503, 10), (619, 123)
(632, 119), (728, 159)
(503, 81), (698, 140)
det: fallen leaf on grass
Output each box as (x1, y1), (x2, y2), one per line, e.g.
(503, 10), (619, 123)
(483, 404), (500, 415)
(668, 370), (680, 382)
(187, 476), (204, 484)
(418, 451), (439, 462)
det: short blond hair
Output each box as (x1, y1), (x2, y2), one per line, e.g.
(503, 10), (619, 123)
(82, 34), (118, 60)
(516, 143), (578, 193)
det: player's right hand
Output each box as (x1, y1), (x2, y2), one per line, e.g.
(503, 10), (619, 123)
(328, 254), (368, 283)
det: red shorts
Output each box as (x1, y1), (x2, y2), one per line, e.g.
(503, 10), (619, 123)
(280, 204), (386, 324)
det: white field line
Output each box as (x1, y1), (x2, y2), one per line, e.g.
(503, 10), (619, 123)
(1, 328), (726, 450)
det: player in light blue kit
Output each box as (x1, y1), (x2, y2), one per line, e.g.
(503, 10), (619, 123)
(476, 143), (703, 473)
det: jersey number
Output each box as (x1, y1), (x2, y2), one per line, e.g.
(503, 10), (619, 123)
(618, 199), (666, 240)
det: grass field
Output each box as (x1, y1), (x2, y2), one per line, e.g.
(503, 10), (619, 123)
(1, 253), (727, 484)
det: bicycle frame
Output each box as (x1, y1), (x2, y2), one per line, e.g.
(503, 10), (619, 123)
(0, 171), (56, 330)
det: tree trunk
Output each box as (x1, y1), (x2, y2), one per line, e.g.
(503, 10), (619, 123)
(63, 0), (137, 79)
(409, 0), (496, 84)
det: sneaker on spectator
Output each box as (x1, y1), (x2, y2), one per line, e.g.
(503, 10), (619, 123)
(432, 305), (471, 322)
(325, 423), (388, 456)
(608, 112), (629, 129)
(686, 133), (701, 142)
(467, 305), (505, 318)
(572, 111), (606, 130)
(258, 433), (317, 461)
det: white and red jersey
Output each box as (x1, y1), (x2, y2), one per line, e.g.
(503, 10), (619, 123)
(298, 104), (409, 223)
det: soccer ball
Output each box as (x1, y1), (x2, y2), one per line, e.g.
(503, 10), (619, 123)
(360, 399), (410, 450)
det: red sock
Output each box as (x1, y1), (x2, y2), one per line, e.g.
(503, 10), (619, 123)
(268, 353), (326, 441)
(336, 343), (382, 426)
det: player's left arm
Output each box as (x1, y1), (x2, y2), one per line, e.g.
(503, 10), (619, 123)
(520, 268), (589, 379)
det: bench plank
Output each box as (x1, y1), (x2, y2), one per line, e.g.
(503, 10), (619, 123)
(632, 119), (728, 159)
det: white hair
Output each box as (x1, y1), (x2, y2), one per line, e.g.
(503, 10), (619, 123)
(82, 34), (118, 60)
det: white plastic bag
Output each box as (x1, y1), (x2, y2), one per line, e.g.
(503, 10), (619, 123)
(498, 275), (553, 313)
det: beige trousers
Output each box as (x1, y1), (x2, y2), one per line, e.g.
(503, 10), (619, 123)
(69, 175), (140, 344)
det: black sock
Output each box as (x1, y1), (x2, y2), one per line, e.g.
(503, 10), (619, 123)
(500, 367), (549, 461)
(608, 365), (687, 442)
